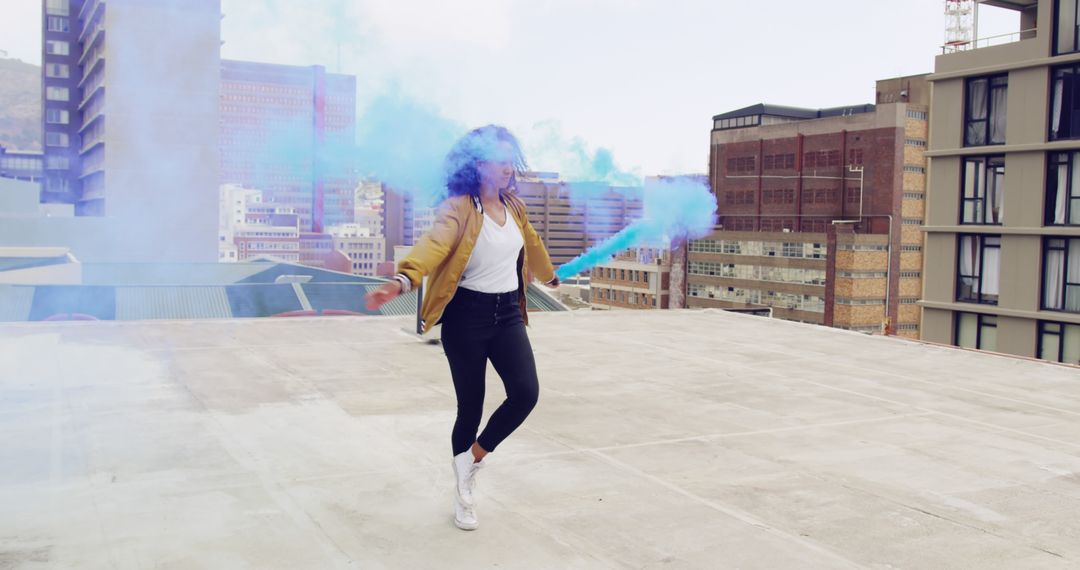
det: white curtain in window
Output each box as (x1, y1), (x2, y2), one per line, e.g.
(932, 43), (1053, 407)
(959, 236), (978, 280)
(981, 244), (1000, 296)
(969, 81), (988, 119)
(1068, 240), (1080, 311)
(1055, 159), (1073, 225)
(990, 87), (1008, 143)
(967, 80), (988, 144)
(991, 166), (1005, 223)
(1045, 248), (1065, 309)
(1053, 79), (1065, 136)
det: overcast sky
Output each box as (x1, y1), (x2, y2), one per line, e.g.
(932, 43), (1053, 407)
(0, 0), (1020, 177)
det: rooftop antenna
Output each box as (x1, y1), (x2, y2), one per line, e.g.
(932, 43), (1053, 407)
(944, 0), (977, 51)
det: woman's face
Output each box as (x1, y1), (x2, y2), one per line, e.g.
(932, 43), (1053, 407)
(478, 140), (515, 191)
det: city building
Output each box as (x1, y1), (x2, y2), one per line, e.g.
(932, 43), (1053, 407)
(354, 180), (384, 239)
(35, 0), (222, 263)
(380, 173), (646, 274)
(923, 0), (1078, 364)
(380, 188), (436, 263)
(220, 60), (358, 233)
(299, 232), (350, 273)
(687, 76), (930, 337)
(327, 224), (386, 277)
(219, 184), (300, 263)
(0, 147), (43, 182)
(515, 172), (644, 267)
(40, 0), (81, 205)
(589, 246), (672, 309)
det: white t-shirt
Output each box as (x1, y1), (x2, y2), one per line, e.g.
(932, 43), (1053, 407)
(457, 210), (525, 293)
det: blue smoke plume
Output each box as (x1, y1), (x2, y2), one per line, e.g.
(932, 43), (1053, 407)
(556, 176), (716, 281)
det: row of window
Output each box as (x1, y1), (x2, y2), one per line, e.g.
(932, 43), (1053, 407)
(958, 152), (1080, 226)
(956, 314), (1079, 365)
(727, 149), (866, 174)
(964, 60), (1080, 145)
(689, 239), (827, 259)
(594, 287), (654, 306)
(689, 261), (826, 286)
(688, 283), (826, 313)
(957, 235), (1079, 314)
(591, 266), (651, 284)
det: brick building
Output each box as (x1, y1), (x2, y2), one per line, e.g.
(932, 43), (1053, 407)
(687, 76), (930, 337)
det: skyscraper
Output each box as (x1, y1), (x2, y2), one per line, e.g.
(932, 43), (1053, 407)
(38, 0), (222, 262)
(219, 60), (358, 233)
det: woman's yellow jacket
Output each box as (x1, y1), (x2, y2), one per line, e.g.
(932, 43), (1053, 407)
(394, 192), (556, 334)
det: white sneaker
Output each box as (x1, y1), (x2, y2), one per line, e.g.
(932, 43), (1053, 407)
(452, 450), (484, 506)
(453, 494), (479, 531)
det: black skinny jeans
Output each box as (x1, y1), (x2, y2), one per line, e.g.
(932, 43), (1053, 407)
(440, 287), (539, 456)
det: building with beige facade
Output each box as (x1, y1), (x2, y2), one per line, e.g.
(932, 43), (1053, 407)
(922, 0), (1078, 365)
(589, 247), (672, 309)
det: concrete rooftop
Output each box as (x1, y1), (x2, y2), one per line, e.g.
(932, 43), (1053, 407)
(1, 310), (1078, 569)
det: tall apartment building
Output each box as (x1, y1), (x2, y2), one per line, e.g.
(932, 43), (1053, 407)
(39, 0), (222, 262)
(923, 0), (1079, 364)
(220, 60), (358, 233)
(688, 77), (930, 337)
(41, 0), (81, 205)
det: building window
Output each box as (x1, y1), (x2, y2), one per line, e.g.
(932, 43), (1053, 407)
(1043, 237), (1080, 312)
(1051, 64), (1080, 140)
(47, 16), (70, 32)
(46, 86), (69, 101)
(965, 75), (1007, 146)
(955, 312), (997, 352)
(44, 131), (69, 147)
(45, 0), (70, 16)
(45, 63), (69, 78)
(903, 165), (926, 174)
(45, 40), (70, 56)
(961, 156), (1005, 224)
(45, 108), (69, 124)
(907, 110), (929, 120)
(1047, 151), (1080, 225)
(957, 234), (1001, 305)
(1039, 321), (1080, 364)
(1057, 0), (1080, 55)
(45, 156), (69, 170)
(45, 177), (70, 193)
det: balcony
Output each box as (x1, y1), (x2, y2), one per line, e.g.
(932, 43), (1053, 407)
(941, 27), (1037, 53)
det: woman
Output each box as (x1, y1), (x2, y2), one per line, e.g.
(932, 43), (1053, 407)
(365, 125), (559, 531)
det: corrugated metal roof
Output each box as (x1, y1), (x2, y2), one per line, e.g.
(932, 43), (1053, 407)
(0, 285), (34, 322)
(525, 284), (568, 312)
(82, 263), (269, 285)
(115, 287), (233, 321)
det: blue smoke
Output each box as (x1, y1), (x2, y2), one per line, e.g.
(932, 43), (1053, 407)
(556, 176), (716, 280)
(353, 93), (465, 208)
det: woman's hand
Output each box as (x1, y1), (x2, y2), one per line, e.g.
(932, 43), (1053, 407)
(365, 281), (404, 310)
(544, 274), (560, 288)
